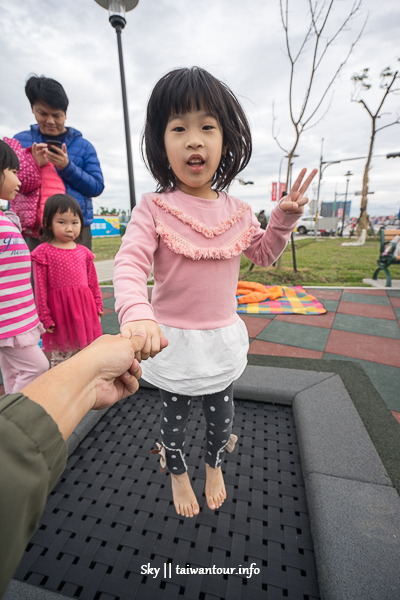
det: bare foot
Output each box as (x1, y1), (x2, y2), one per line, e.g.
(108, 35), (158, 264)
(171, 472), (200, 517)
(205, 464), (226, 510)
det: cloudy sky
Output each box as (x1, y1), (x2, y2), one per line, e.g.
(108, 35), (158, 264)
(1, 0), (399, 218)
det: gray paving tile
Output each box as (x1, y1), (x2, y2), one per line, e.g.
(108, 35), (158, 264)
(257, 320), (330, 351)
(100, 311), (120, 335)
(319, 299), (339, 312)
(387, 289), (400, 297)
(341, 291), (391, 306)
(102, 295), (116, 310)
(332, 313), (400, 339)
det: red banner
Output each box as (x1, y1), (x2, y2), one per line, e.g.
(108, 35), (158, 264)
(279, 182), (287, 199)
(271, 182), (277, 202)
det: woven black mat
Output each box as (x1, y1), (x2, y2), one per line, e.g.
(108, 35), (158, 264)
(15, 389), (320, 600)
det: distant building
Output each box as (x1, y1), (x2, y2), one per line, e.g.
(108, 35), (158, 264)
(321, 200), (352, 219)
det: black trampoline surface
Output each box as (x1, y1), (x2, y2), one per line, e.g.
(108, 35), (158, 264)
(14, 388), (320, 600)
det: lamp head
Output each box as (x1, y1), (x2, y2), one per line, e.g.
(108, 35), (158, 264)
(94, 0), (139, 25)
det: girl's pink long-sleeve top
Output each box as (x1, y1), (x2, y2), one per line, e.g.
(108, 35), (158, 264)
(114, 189), (299, 330)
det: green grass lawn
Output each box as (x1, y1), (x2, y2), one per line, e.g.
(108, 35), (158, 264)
(239, 236), (397, 287)
(92, 236), (122, 261)
(93, 234), (399, 287)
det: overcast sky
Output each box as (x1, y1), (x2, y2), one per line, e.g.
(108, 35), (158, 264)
(1, 0), (399, 217)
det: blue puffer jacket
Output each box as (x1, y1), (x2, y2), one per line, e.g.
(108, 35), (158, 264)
(14, 125), (104, 226)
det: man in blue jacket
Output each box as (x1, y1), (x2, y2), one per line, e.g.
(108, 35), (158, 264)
(14, 75), (104, 250)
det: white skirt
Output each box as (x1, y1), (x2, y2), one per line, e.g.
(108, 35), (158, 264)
(141, 317), (249, 396)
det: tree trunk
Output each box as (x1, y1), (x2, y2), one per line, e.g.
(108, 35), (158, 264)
(357, 117), (376, 236)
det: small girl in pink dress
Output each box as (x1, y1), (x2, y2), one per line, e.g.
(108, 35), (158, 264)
(31, 194), (103, 366)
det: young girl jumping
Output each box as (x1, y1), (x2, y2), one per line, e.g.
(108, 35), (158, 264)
(113, 67), (317, 518)
(0, 139), (49, 392)
(31, 194), (103, 367)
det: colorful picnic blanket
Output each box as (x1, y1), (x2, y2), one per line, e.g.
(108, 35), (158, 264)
(236, 284), (326, 315)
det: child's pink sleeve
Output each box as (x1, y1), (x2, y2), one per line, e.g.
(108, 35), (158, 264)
(113, 195), (159, 326)
(87, 254), (103, 314)
(244, 203), (300, 267)
(3, 138), (41, 194)
(31, 257), (54, 330)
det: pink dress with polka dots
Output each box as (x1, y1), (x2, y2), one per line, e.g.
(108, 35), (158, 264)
(31, 243), (103, 353)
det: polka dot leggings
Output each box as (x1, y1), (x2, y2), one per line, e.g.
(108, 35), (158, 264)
(159, 384), (235, 475)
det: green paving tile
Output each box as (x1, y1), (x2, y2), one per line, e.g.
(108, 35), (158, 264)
(341, 291), (391, 306)
(319, 299), (339, 312)
(101, 311), (120, 335)
(102, 295), (116, 310)
(324, 353), (400, 411)
(394, 307), (400, 320)
(257, 320), (330, 351)
(332, 313), (400, 339)
(387, 289), (400, 297)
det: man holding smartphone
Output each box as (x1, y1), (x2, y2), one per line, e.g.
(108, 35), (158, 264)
(12, 75), (104, 250)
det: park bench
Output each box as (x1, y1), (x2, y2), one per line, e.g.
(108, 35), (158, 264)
(372, 227), (400, 287)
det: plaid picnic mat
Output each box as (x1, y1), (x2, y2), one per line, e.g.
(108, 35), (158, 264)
(236, 285), (326, 315)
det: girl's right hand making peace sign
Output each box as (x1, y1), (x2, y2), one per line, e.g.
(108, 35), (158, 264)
(279, 168), (318, 215)
(121, 319), (169, 362)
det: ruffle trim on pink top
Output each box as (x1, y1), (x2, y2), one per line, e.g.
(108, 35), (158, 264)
(155, 218), (254, 260)
(152, 195), (250, 238)
(0, 322), (45, 348)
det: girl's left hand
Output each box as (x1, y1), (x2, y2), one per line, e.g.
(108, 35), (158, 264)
(45, 143), (69, 170)
(279, 168), (318, 215)
(32, 143), (49, 167)
(98, 312), (103, 323)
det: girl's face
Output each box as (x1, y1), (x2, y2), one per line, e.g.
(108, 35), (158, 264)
(0, 168), (21, 201)
(164, 109), (225, 199)
(50, 209), (81, 244)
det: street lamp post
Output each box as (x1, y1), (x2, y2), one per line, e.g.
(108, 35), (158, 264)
(94, 0), (138, 210)
(340, 171), (353, 236)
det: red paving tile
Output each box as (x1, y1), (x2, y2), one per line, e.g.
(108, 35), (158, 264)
(392, 411), (400, 426)
(342, 289), (388, 296)
(390, 296), (400, 308)
(240, 315), (271, 338)
(0, 384), (4, 395)
(274, 312), (336, 329)
(305, 289), (342, 301)
(325, 330), (400, 368)
(249, 339), (323, 359)
(337, 301), (396, 320)
(102, 307), (115, 316)
(101, 291), (114, 299)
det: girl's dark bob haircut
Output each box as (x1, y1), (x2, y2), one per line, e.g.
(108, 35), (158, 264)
(0, 140), (20, 189)
(41, 194), (84, 243)
(141, 66), (252, 192)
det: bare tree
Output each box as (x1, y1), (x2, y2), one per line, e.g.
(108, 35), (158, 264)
(274, 0), (365, 189)
(351, 63), (400, 234)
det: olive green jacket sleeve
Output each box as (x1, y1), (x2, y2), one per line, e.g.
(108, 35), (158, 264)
(0, 393), (68, 597)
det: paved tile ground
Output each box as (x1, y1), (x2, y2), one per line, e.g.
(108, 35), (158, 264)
(1, 285), (399, 425)
(90, 285), (400, 423)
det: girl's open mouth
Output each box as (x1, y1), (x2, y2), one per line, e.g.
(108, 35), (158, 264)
(187, 155), (205, 173)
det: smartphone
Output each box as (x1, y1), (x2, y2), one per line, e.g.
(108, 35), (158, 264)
(46, 140), (62, 152)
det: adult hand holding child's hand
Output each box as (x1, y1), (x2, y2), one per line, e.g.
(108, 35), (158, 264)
(279, 168), (318, 215)
(121, 320), (168, 361)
